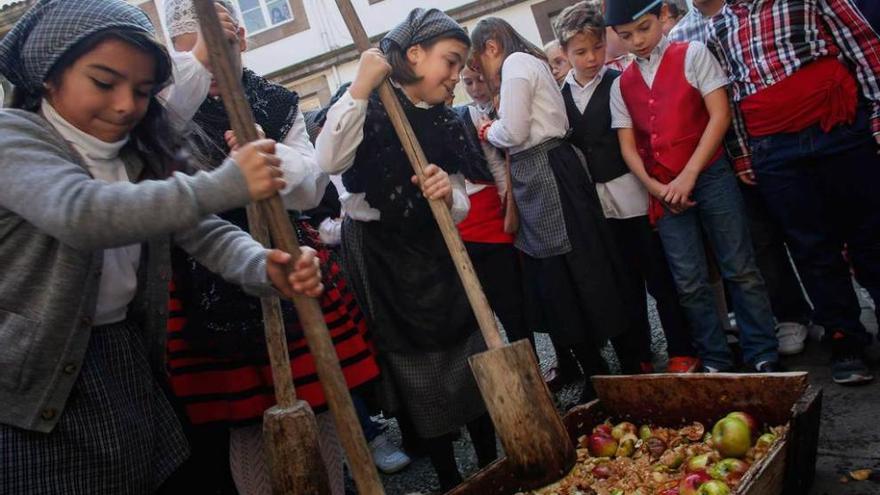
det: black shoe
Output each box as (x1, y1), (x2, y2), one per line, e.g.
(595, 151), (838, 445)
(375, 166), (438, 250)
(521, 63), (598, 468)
(831, 331), (874, 385)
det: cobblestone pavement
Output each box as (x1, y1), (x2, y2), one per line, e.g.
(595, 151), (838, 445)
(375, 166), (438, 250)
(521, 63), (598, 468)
(349, 290), (880, 495)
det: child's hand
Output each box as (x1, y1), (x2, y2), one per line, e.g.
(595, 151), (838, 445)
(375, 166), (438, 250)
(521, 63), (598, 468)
(225, 125), (266, 151)
(663, 170), (698, 212)
(232, 139), (285, 201)
(349, 48), (391, 100)
(412, 164), (453, 208)
(737, 169), (757, 186)
(192, 2), (240, 71)
(266, 247), (324, 299)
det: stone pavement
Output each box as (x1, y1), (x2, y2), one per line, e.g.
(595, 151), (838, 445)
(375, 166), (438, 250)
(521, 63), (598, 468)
(355, 290), (880, 495)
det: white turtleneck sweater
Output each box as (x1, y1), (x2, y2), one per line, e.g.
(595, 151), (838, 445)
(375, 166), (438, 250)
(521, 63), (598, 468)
(41, 100), (141, 326)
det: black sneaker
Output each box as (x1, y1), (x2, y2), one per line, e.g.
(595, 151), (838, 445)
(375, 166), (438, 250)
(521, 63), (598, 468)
(754, 360), (785, 373)
(831, 331), (874, 385)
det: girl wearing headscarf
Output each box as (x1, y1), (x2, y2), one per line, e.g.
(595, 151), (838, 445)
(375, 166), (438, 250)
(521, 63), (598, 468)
(316, 8), (497, 490)
(0, 1), (323, 493)
(156, 2), (380, 493)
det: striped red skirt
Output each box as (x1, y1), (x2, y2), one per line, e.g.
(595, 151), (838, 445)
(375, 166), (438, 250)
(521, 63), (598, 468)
(166, 224), (379, 427)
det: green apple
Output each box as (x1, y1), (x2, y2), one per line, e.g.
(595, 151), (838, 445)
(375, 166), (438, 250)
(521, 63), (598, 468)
(640, 424), (653, 440)
(687, 453), (712, 472)
(756, 433), (777, 449)
(712, 417), (751, 458)
(697, 480), (730, 495)
(725, 412), (759, 439)
(709, 458), (750, 484)
(612, 421), (638, 440)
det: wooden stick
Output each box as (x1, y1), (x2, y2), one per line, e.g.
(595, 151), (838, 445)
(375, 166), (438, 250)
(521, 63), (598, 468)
(193, 2), (384, 494)
(333, 0), (504, 350)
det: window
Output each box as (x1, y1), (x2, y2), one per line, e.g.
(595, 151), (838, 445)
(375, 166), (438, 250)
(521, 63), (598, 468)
(235, 0), (293, 35)
(531, 0), (578, 45)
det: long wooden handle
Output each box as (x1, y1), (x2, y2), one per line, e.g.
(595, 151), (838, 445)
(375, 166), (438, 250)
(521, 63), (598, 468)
(193, 3), (385, 494)
(333, 0), (504, 350)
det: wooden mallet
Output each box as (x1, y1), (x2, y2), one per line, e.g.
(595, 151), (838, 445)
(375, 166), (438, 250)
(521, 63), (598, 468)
(331, 0), (576, 488)
(193, 2), (386, 494)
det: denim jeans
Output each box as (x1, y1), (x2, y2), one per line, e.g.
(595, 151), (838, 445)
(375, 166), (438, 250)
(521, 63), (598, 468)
(657, 157), (779, 370)
(750, 107), (880, 345)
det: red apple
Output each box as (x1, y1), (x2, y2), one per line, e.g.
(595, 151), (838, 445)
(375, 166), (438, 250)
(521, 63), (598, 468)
(726, 412), (759, 438)
(592, 463), (611, 479)
(588, 432), (618, 458)
(687, 453), (712, 472)
(679, 470), (713, 495)
(594, 423), (613, 437)
(709, 458), (750, 484)
(712, 417), (751, 458)
(697, 480), (730, 495)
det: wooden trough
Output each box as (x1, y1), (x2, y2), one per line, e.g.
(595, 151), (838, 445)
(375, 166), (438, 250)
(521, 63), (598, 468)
(448, 372), (822, 495)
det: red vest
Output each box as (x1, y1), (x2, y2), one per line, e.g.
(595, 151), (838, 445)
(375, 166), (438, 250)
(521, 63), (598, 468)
(620, 42), (723, 221)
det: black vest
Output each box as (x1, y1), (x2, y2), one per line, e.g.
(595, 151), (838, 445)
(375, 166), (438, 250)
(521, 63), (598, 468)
(562, 70), (630, 184)
(452, 105), (494, 183)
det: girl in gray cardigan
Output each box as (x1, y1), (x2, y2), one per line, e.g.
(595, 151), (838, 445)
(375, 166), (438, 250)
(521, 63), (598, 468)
(0, 1), (322, 493)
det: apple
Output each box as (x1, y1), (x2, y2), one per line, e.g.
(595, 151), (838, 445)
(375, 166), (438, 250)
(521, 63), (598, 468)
(726, 412), (759, 438)
(588, 432), (618, 458)
(709, 458), (750, 484)
(612, 421), (638, 440)
(687, 453), (712, 472)
(616, 436), (636, 458)
(594, 423), (613, 437)
(679, 470), (712, 495)
(640, 424), (653, 440)
(697, 480), (730, 495)
(712, 417), (751, 458)
(592, 463), (611, 479)
(756, 433), (777, 449)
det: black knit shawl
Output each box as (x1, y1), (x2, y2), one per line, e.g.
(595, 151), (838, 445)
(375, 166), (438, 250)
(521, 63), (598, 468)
(342, 87), (480, 233)
(173, 69), (301, 353)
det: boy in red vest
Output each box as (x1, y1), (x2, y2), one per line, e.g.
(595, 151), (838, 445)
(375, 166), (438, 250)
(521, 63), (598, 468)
(704, 0), (880, 385)
(606, 0), (780, 373)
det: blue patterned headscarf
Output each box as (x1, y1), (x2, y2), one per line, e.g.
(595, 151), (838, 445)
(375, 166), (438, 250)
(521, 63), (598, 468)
(380, 8), (469, 54)
(0, 0), (163, 98)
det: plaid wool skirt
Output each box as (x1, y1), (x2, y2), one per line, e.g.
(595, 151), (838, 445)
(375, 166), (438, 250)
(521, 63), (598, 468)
(0, 320), (189, 494)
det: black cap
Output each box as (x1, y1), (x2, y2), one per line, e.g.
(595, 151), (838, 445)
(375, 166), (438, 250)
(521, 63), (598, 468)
(604, 0), (664, 26)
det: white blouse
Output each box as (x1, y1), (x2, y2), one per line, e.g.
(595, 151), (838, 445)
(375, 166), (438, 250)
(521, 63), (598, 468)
(486, 52), (569, 155)
(161, 51), (328, 211)
(41, 100), (140, 326)
(315, 90), (470, 224)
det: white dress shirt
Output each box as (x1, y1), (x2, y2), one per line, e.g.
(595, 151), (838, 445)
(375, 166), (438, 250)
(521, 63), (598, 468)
(609, 36), (729, 129)
(486, 52), (569, 154)
(42, 101), (140, 326)
(564, 68), (648, 220)
(315, 90), (470, 224)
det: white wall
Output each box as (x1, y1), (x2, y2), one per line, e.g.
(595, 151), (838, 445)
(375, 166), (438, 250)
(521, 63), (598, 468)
(155, 0), (552, 79)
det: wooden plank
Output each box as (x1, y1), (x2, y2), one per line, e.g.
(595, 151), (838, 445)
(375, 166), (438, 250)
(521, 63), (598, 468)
(782, 385), (822, 495)
(738, 432), (788, 495)
(592, 373), (809, 426)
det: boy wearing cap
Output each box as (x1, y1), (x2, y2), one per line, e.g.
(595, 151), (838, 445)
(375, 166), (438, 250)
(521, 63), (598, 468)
(606, 0), (780, 374)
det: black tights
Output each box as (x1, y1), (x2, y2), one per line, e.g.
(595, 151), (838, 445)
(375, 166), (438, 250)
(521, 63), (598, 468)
(424, 414), (497, 491)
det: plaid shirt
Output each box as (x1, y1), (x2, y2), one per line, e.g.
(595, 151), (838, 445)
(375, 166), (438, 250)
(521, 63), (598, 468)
(668, 8), (711, 43)
(706, 0), (880, 170)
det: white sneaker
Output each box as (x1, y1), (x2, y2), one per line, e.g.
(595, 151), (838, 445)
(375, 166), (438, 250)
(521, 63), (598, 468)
(776, 321), (807, 355)
(369, 434), (411, 474)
